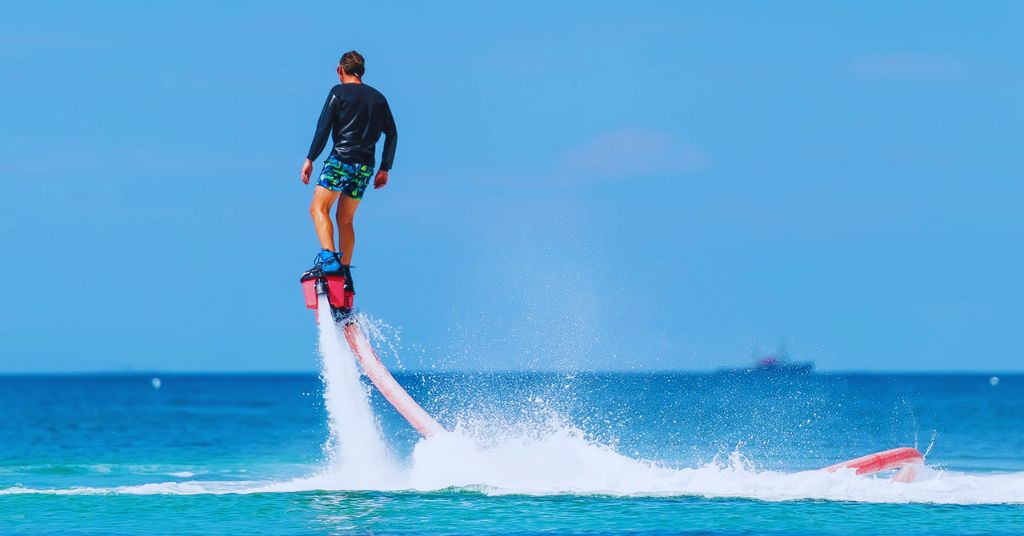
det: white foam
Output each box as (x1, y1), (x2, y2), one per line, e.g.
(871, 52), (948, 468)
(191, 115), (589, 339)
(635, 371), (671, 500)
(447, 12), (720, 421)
(310, 297), (400, 488)
(4, 420), (1023, 504)
(399, 419), (1024, 504)
(4, 310), (1021, 505)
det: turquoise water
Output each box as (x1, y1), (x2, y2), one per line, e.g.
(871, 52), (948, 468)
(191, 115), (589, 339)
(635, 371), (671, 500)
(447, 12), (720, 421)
(1, 364), (1022, 533)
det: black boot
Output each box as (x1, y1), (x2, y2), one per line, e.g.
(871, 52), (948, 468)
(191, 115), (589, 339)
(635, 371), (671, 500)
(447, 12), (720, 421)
(342, 265), (356, 295)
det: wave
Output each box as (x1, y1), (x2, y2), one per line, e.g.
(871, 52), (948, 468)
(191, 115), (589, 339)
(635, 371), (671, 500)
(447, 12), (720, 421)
(2, 421), (1022, 505)
(6, 309), (1018, 505)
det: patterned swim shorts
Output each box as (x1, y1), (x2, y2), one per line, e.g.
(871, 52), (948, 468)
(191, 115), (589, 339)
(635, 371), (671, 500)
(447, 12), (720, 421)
(316, 157), (373, 199)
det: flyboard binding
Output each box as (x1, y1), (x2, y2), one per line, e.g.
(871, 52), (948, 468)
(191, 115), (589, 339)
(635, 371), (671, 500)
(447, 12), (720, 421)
(300, 264), (356, 324)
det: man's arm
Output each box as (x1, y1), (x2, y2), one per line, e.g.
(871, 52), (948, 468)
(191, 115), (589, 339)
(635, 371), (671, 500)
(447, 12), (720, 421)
(374, 100), (397, 189)
(379, 101), (397, 171)
(302, 89), (338, 183)
(307, 89), (338, 161)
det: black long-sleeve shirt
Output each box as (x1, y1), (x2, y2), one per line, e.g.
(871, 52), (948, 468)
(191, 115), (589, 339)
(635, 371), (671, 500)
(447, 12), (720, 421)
(306, 83), (397, 170)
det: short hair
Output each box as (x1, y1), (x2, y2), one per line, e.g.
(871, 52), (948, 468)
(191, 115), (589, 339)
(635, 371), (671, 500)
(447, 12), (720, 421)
(339, 50), (365, 78)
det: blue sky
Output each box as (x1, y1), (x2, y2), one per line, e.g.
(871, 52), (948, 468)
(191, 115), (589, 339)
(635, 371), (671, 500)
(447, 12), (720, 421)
(1, 1), (1021, 372)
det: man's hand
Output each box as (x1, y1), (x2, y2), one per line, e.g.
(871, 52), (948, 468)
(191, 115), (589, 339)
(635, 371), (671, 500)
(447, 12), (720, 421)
(301, 159), (313, 185)
(374, 169), (389, 189)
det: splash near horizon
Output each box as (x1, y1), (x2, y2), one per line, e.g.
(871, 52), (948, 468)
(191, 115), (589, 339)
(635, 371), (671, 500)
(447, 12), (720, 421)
(1, 311), (1022, 506)
(211, 314), (1024, 504)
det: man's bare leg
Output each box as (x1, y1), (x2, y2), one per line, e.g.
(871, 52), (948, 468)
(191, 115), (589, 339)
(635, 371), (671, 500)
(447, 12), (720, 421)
(310, 186), (342, 251)
(335, 195), (361, 265)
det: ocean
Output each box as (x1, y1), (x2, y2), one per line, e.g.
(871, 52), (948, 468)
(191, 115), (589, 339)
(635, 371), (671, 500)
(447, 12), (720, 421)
(1, 315), (1022, 535)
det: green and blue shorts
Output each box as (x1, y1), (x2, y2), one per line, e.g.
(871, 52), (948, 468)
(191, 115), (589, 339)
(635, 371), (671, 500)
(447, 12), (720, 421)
(317, 157), (373, 199)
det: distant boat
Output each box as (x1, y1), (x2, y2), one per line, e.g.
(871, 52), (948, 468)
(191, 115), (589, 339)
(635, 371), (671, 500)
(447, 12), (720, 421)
(750, 355), (815, 373)
(718, 345), (815, 374)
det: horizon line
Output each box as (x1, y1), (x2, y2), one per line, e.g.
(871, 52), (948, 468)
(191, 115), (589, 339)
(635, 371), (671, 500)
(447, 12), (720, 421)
(0, 369), (1017, 377)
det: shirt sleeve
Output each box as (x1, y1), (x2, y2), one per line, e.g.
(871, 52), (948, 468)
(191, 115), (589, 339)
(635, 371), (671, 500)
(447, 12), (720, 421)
(306, 88), (339, 161)
(379, 100), (398, 171)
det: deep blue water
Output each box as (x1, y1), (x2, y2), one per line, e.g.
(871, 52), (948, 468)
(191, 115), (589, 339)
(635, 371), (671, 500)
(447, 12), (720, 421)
(1, 372), (1021, 535)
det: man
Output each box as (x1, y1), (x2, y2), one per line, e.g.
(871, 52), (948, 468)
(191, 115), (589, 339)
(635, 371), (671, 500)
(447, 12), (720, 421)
(301, 50), (397, 288)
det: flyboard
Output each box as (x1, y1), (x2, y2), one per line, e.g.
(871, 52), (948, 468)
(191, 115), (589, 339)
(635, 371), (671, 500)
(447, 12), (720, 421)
(301, 269), (444, 437)
(299, 268), (924, 480)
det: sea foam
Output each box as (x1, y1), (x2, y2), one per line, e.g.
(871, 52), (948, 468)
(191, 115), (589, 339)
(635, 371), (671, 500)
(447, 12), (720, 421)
(3, 423), (1023, 505)
(4, 312), (1022, 505)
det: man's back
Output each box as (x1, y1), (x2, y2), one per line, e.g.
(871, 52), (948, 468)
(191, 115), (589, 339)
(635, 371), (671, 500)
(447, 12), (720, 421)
(307, 83), (397, 171)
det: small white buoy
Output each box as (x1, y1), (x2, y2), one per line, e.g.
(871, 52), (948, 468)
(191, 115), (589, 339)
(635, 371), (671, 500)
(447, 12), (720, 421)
(990, 376), (1000, 386)
(151, 377), (162, 389)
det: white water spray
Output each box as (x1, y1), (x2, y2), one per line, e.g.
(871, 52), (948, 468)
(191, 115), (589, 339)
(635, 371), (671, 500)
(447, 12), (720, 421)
(8, 417), (1024, 505)
(4, 304), (1022, 504)
(312, 296), (397, 486)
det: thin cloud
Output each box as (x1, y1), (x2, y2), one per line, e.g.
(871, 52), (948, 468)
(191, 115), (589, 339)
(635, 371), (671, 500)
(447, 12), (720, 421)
(562, 128), (708, 177)
(850, 54), (966, 79)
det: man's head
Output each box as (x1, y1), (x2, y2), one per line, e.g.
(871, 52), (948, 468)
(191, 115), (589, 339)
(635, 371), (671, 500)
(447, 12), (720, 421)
(337, 51), (365, 82)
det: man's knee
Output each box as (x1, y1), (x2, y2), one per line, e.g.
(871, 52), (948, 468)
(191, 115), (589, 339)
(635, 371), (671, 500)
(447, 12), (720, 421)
(336, 211), (355, 226)
(310, 203), (331, 219)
